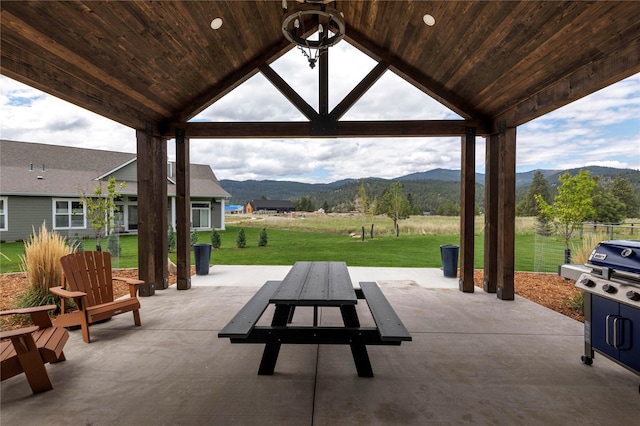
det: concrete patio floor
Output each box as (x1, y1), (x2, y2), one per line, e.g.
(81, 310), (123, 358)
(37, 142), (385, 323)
(2, 266), (638, 425)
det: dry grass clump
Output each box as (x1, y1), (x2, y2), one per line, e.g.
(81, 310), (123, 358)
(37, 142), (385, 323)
(18, 222), (75, 308)
(232, 214), (536, 236)
(571, 232), (606, 265)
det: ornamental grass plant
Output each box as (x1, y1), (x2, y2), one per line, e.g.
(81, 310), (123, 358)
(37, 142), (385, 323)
(18, 222), (76, 309)
(571, 232), (607, 265)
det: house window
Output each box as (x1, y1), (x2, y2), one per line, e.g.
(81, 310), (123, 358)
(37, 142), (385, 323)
(53, 199), (86, 229)
(0, 197), (7, 231)
(191, 202), (210, 229)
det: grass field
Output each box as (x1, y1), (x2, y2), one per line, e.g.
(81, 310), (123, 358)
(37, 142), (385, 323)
(1, 215), (636, 274)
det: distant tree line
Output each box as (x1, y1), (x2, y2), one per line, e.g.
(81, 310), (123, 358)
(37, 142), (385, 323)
(244, 169), (640, 220)
(517, 171), (639, 222)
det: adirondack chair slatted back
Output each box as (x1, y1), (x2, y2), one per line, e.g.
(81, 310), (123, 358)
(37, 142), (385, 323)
(60, 251), (114, 306)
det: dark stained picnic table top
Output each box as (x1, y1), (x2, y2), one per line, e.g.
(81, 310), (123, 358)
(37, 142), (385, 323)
(269, 261), (357, 306)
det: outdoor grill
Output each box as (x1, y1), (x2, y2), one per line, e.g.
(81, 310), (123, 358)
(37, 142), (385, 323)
(568, 240), (640, 390)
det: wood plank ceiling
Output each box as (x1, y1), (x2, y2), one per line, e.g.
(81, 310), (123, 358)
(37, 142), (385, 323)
(1, 1), (639, 136)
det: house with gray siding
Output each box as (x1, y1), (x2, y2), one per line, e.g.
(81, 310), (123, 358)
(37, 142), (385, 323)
(0, 140), (230, 242)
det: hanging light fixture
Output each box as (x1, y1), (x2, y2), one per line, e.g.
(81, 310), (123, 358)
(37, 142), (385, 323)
(282, 1), (346, 69)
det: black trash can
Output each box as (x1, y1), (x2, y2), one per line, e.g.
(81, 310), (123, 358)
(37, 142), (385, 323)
(440, 244), (459, 278)
(193, 243), (212, 275)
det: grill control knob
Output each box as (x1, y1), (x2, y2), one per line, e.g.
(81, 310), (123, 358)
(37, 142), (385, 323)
(602, 284), (617, 294)
(579, 276), (596, 288)
(626, 291), (640, 301)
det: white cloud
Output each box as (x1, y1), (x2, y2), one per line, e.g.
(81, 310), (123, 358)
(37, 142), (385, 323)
(1, 78), (133, 150)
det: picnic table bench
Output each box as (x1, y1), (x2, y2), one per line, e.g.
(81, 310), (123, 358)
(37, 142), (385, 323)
(218, 262), (411, 377)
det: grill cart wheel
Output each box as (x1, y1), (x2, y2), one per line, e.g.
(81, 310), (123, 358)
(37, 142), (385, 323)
(581, 355), (593, 366)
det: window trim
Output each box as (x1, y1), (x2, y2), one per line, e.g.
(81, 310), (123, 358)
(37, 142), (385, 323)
(52, 198), (87, 230)
(0, 197), (7, 231)
(191, 201), (211, 230)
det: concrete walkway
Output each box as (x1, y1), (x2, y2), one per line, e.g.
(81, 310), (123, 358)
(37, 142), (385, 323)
(2, 266), (638, 425)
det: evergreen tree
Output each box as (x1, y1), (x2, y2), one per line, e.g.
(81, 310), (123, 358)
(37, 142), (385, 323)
(591, 184), (626, 223)
(609, 176), (639, 218)
(321, 201), (330, 212)
(517, 171), (551, 216)
(294, 196), (315, 212)
(258, 228), (268, 247)
(236, 229), (246, 248)
(534, 215), (554, 236)
(435, 200), (460, 216)
(211, 229), (221, 249)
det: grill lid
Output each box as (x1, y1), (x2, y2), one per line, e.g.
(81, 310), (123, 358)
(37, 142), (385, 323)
(587, 240), (640, 282)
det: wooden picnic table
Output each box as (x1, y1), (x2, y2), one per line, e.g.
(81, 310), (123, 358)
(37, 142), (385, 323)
(218, 261), (411, 377)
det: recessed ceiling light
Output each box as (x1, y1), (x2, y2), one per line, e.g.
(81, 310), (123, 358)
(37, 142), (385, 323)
(423, 14), (435, 26)
(211, 18), (223, 30)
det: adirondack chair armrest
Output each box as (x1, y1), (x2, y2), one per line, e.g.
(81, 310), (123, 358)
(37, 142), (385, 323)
(49, 286), (86, 299)
(0, 305), (57, 317)
(0, 326), (39, 340)
(113, 276), (144, 297)
(0, 305), (57, 329)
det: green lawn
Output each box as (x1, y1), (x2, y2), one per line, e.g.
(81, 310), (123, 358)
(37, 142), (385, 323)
(0, 225), (572, 273)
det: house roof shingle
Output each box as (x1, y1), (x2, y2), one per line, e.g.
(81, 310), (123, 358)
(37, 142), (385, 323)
(0, 140), (230, 199)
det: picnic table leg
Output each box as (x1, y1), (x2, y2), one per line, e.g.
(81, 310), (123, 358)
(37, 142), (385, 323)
(340, 305), (374, 377)
(258, 304), (292, 375)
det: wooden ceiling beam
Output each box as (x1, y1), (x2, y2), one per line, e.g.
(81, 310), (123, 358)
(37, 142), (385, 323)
(493, 37), (640, 130)
(0, 38), (157, 130)
(163, 119), (488, 139)
(344, 28), (486, 121)
(259, 63), (318, 121)
(170, 38), (294, 123)
(330, 60), (389, 120)
(0, 9), (172, 118)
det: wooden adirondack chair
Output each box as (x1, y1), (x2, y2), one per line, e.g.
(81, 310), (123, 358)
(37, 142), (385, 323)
(1, 305), (69, 394)
(50, 251), (142, 343)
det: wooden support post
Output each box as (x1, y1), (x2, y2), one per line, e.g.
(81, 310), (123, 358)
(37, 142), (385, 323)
(136, 126), (168, 296)
(497, 126), (516, 300)
(483, 133), (499, 293)
(175, 129), (191, 290)
(459, 127), (475, 292)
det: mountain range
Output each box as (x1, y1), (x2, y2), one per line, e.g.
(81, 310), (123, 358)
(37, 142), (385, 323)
(220, 166), (640, 210)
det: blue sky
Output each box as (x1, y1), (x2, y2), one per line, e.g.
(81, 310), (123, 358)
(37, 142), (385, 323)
(1, 40), (638, 183)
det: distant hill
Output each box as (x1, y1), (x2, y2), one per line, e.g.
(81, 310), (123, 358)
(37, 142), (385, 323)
(397, 168), (485, 183)
(220, 166), (640, 212)
(221, 179), (355, 205)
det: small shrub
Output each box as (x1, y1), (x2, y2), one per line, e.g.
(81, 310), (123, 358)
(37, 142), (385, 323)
(258, 228), (268, 247)
(534, 215), (554, 236)
(19, 222), (75, 310)
(567, 292), (584, 314)
(236, 229), (246, 248)
(168, 226), (177, 252)
(107, 232), (120, 257)
(190, 230), (198, 247)
(211, 230), (221, 249)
